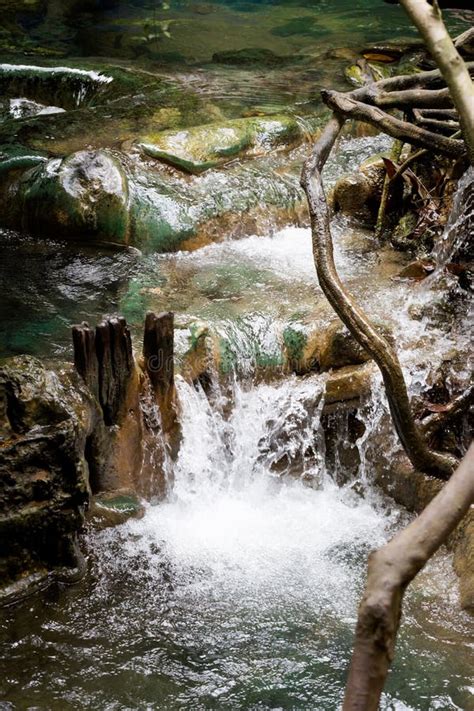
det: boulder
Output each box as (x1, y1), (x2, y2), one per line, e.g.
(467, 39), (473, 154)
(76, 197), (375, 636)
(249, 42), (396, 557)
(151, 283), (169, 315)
(319, 321), (371, 370)
(374, 455), (474, 613)
(0, 356), (94, 603)
(0, 150), (130, 243)
(324, 362), (374, 404)
(333, 155), (387, 223)
(139, 115), (303, 174)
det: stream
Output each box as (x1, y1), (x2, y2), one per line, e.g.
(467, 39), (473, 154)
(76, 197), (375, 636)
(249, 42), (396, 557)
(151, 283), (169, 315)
(1, 0), (473, 709)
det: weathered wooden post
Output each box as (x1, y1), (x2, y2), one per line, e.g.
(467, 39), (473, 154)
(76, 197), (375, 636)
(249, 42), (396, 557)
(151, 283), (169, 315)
(72, 317), (134, 427)
(143, 311), (176, 434)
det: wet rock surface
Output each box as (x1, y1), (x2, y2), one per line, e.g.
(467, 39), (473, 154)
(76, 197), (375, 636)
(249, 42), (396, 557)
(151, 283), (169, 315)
(0, 356), (93, 603)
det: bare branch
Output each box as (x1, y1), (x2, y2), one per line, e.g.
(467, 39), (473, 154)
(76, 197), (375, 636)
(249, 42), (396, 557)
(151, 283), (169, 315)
(420, 385), (474, 440)
(322, 89), (465, 157)
(400, 0), (474, 162)
(300, 113), (456, 479)
(369, 86), (453, 109)
(343, 443), (474, 711)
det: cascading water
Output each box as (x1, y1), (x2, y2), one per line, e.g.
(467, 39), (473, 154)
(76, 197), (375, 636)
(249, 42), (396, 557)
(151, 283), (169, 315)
(433, 166), (474, 270)
(3, 372), (471, 710)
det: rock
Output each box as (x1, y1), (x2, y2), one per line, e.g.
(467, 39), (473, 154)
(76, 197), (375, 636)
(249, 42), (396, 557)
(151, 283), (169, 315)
(1, 150), (130, 243)
(374, 455), (474, 613)
(397, 259), (435, 280)
(319, 321), (371, 370)
(333, 172), (374, 219)
(324, 362), (374, 404)
(212, 48), (288, 67)
(0, 356), (94, 603)
(324, 47), (359, 62)
(333, 155), (387, 223)
(344, 59), (391, 87)
(139, 115), (303, 174)
(87, 489), (145, 529)
(0, 62), (113, 110)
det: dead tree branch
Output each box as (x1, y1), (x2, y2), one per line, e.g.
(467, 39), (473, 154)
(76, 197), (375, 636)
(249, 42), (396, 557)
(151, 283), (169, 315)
(301, 115), (456, 479)
(400, 0), (474, 162)
(322, 90), (465, 157)
(342, 443), (474, 711)
(420, 384), (474, 440)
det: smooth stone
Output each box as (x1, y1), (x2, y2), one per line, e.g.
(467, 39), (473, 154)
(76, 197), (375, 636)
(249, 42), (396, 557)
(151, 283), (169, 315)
(139, 114), (303, 174)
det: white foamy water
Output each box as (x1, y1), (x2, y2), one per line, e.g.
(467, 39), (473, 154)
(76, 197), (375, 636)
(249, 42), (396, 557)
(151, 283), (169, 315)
(84, 375), (473, 710)
(116, 377), (394, 617)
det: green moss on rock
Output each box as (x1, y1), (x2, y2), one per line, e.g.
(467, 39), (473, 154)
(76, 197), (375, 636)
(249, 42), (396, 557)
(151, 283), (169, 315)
(139, 114), (303, 174)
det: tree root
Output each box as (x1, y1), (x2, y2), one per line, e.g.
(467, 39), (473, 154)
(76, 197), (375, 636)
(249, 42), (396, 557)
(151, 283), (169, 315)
(301, 114), (457, 479)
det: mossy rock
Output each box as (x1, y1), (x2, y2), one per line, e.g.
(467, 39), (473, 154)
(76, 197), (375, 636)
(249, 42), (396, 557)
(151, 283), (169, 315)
(0, 62), (113, 109)
(212, 47), (288, 67)
(283, 325), (308, 374)
(88, 490), (145, 529)
(5, 150), (130, 243)
(344, 60), (392, 87)
(139, 114), (303, 174)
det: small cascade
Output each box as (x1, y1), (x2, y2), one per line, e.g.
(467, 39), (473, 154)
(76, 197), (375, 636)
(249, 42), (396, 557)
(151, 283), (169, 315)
(433, 166), (474, 269)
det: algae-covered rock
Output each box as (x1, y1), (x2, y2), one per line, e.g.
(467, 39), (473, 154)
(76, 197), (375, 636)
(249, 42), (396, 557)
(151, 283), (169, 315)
(1, 149), (130, 242)
(0, 356), (94, 602)
(139, 114), (303, 174)
(344, 59), (393, 87)
(0, 62), (113, 109)
(212, 47), (288, 67)
(88, 489), (145, 529)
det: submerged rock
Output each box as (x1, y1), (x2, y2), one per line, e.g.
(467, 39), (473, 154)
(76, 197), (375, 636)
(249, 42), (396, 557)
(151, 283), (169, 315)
(139, 114), (303, 174)
(212, 47), (290, 67)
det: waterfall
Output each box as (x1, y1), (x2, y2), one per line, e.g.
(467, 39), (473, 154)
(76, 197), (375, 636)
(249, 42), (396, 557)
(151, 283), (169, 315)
(433, 166), (474, 269)
(94, 374), (399, 621)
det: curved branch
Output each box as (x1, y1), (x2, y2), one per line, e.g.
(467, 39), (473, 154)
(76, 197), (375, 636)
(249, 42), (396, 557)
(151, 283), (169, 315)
(400, 0), (474, 163)
(343, 443), (474, 711)
(301, 114), (456, 479)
